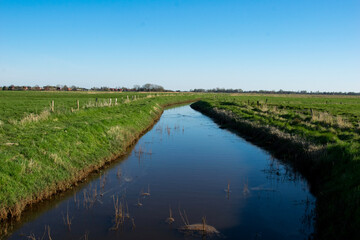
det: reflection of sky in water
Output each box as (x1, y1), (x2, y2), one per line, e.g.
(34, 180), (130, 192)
(8, 105), (315, 240)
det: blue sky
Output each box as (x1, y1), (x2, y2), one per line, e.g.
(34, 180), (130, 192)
(0, 0), (359, 91)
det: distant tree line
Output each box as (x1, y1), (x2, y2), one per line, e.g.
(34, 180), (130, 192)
(91, 83), (170, 92)
(191, 88), (244, 93)
(1, 83), (169, 92)
(90, 86), (124, 92)
(0, 85), (87, 91)
(246, 89), (360, 95)
(190, 88), (360, 95)
(2, 84), (359, 95)
(132, 83), (166, 92)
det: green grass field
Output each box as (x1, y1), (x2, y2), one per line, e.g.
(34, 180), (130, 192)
(1, 92), (359, 239)
(200, 94), (360, 145)
(191, 94), (360, 239)
(0, 91), (201, 223)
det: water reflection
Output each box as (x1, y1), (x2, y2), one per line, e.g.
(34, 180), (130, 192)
(4, 105), (315, 240)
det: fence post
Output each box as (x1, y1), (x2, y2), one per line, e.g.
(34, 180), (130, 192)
(77, 100), (79, 110)
(51, 100), (54, 112)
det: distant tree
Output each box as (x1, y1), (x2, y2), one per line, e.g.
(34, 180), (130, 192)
(141, 83), (165, 92)
(100, 86), (109, 91)
(142, 83), (151, 91)
(133, 85), (140, 91)
(193, 89), (206, 92)
(154, 84), (164, 92)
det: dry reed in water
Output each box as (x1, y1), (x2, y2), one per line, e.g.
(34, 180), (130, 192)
(26, 225), (52, 240)
(82, 185), (98, 209)
(62, 205), (73, 231)
(225, 180), (231, 199)
(131, 218), (136, 230)
(73, 192), (80, 209)
(80, 231), (89, 240)
(178, 209), (219, 236)
(116, 167), (122, 179)
(166, 205), (175, 224)
(243, 178), (250, 195)
(125, 202), (130, 219)
(136, 198), (143, 207)
(111, 195), (125, 230)
(100, 173), (107, 189)
(141, 184), (151, 197)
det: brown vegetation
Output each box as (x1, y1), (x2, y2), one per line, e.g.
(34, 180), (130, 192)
(178, 209), (219, 236)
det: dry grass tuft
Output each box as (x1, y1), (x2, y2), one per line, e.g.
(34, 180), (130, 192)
(3, 142), (18, 146)
(84, 99), (117, 108)
(335, 115), (353, 128)
(311, 110), (353, 128)
(25, 158), (40, 174)
(107, 126), (131, 143)
(19, 110), (51, 125)
(124, 96), (131, 103)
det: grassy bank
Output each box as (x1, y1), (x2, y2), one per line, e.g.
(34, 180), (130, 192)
(191, 95), (360, 240)
(0, 91), (201, 223)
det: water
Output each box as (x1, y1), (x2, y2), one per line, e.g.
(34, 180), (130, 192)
(6, 105), (315, 239)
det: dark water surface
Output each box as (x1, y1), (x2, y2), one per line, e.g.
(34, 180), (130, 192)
(7, 105), (315, 240)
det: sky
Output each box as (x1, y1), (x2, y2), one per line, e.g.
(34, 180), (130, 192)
(0, 0), (359, 92)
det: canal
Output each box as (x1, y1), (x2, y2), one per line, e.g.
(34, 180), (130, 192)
(6, 105), (315, 240)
